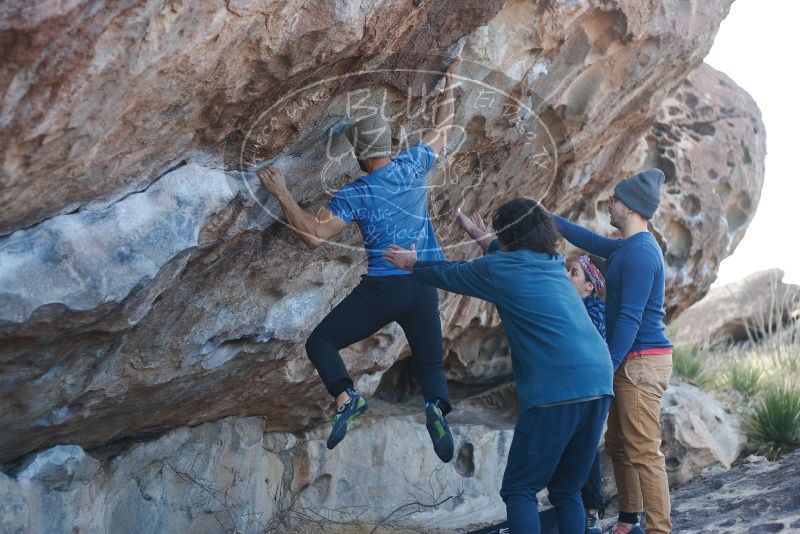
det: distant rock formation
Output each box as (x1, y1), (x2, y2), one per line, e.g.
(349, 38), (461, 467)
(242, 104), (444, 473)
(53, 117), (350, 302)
(671, 269), (800, 346)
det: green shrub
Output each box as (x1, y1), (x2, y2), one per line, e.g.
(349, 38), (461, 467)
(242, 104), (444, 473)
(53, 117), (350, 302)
(723, 360), (763, 397)
(757, 350), (800, 387)
(744, 381), (800, 459)
(773, 352), (800, 376)
(672, 346), (712, 387)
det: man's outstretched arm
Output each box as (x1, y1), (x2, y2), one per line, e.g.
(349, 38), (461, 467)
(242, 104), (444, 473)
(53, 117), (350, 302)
(383, 244), (497, 303)
(257, 167), (348, 250)
(550, 214), (619, 259)
(421, 56), (462, 156)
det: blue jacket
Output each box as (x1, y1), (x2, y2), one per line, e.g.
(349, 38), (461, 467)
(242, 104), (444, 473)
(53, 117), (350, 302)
(584, 295), (606, 340)
(551, 215), (672, 368)
(412, 244), (613, 410)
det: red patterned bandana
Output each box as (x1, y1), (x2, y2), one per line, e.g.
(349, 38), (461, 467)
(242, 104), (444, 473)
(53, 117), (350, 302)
(576, 255), (605, 291)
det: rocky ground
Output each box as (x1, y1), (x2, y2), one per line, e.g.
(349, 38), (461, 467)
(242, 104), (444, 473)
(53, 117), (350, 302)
(670, 452), (800, 533)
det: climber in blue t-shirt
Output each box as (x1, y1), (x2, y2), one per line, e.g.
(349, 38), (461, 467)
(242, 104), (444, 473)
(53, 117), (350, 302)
(326, 142), (446, 274)
(256, 56), (463, 463)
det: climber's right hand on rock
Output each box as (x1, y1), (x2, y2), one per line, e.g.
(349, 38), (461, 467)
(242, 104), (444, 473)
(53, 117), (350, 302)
(257, 166), (287, 196)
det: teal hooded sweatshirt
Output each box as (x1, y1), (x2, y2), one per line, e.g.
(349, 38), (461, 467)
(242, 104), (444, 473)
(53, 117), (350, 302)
(412, 244), (613, 410)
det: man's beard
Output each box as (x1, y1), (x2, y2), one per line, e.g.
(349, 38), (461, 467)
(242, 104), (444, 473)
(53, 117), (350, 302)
(357, 159), (369, 173)
(609, 211), (622, 230)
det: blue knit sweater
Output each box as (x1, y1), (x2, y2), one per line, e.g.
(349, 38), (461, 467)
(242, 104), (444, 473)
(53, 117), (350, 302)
(584, 295), (606, 340)
(551, 215), (672, 368)
(412, 245), (613, 410)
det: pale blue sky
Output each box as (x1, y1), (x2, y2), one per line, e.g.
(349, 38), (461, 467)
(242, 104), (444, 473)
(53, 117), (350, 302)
(707, 0), (799, 286)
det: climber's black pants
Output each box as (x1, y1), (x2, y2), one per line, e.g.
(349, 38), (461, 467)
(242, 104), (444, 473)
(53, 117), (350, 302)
(305, 274), (451, 413)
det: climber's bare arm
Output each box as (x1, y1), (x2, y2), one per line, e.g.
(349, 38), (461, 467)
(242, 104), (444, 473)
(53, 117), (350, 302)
(257, 167), (348, 250)
(422, 55), (462, 156)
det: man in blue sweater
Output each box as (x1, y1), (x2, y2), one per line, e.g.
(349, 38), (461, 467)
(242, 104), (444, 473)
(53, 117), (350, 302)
(385, 198), (613, 534)
(551, 169), (673, 534)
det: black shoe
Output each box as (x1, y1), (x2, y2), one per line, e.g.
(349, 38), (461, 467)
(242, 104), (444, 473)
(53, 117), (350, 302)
(326, 388), (368, 450)
(425, 399), (454, 462)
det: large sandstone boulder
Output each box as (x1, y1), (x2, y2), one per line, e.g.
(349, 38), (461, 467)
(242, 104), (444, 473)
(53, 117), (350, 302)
(671, 269), (800, 346)
(568, 62), (765, 319)
(0, 0), (764, 470)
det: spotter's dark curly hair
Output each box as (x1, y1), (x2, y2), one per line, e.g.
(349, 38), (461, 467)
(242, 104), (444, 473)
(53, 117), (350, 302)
(492, 197), (560, 256)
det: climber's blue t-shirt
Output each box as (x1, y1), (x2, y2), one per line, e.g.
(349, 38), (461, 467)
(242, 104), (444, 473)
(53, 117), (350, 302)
(327, 143), (446, 276)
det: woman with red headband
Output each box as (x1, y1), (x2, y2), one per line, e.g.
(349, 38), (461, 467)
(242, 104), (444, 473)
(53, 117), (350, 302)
(567, 255), (607, 534)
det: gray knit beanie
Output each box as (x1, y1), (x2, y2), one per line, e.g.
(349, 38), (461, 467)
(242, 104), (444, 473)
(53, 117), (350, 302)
(614, 168), (665, 220)
(345, 116), (392, 160)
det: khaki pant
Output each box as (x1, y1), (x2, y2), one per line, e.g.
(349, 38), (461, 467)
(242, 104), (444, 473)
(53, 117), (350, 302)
(605, 353), (673, 534)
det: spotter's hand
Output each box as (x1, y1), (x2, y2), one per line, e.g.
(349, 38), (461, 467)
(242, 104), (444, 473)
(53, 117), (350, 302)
(456, 208), (492, 240)
(456, 208), (498, 253)
(383, 243), (418, 272)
